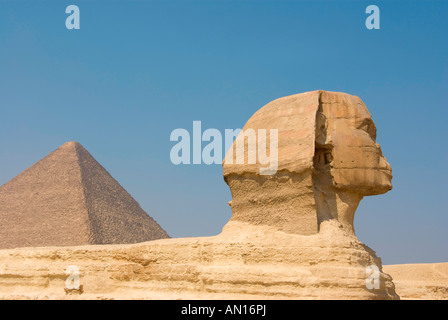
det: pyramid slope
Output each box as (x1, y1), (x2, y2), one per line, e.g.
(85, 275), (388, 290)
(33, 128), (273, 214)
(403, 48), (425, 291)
(0, 142), (92, 249)
(0, 142), (169, 249)
(74, 143), (169, 244)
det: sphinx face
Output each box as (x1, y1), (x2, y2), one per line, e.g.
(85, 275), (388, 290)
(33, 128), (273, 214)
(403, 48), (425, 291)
(318, 96), (392, 196)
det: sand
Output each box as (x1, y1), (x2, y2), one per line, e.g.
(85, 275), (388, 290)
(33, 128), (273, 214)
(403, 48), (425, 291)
(384, 263), (448, 300)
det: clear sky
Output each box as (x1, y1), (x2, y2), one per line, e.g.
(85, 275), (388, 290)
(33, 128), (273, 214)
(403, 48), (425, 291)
(0, 1), (446, 264)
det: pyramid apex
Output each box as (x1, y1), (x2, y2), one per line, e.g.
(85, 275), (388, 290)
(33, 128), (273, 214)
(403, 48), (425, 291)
(60, 141), (83, 149)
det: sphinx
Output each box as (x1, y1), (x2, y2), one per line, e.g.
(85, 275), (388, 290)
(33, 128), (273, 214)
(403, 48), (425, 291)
(0, 90), (399, 300)
(223, 90), (392, 235)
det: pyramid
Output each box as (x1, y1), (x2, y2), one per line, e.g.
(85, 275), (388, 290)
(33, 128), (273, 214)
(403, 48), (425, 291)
(0, 141), (169, 249)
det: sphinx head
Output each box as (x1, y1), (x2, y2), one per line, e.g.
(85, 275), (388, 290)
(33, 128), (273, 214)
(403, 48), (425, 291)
(223, 90), (392, 235)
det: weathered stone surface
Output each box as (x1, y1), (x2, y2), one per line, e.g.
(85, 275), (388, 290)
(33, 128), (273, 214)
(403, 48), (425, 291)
(0, 221), (398, 300)
(0, 142), (169, 249)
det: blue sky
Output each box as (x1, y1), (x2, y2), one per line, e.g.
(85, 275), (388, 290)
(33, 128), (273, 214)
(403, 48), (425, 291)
(0, 1), (447, 264)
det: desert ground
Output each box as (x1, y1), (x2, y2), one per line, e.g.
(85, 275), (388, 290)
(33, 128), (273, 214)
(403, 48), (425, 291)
(383, 263), (448, 300)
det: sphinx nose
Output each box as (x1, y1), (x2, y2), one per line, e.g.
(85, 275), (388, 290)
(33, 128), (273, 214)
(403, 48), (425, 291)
(381, 157), (392, 171)
(376, 143), (391, 171)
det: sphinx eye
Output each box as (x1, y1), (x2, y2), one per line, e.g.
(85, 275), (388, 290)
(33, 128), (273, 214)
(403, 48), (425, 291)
(358, 119), (377, 140)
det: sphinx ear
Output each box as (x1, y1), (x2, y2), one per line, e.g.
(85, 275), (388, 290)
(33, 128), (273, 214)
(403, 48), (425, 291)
(314, 112), (334, 168)
(315, 112), (328, 146)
